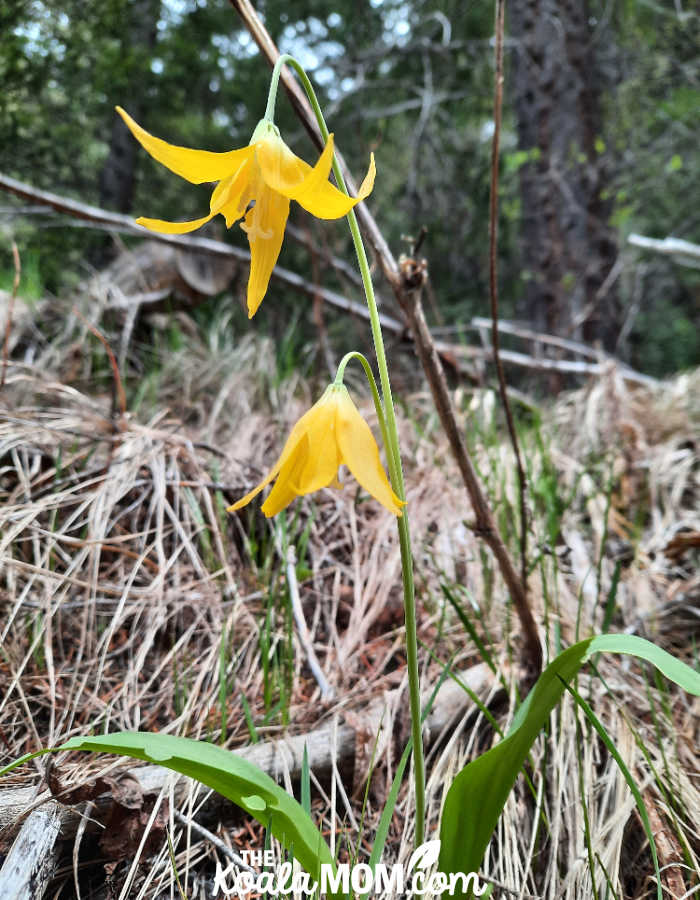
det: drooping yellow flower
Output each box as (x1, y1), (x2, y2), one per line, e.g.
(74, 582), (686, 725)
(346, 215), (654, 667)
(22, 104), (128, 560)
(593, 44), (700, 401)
(228, 384), (405, 518)
(116, 107), (375, 317)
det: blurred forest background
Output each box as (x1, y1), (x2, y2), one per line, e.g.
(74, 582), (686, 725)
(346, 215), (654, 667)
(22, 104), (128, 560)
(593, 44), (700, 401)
(1, 5), (699, 896)
(1, 0), (698, 378)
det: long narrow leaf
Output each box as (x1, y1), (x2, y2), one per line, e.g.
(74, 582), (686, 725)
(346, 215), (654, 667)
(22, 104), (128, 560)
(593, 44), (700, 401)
(0, 732), (342, 900)
(438, 635), (700, 894)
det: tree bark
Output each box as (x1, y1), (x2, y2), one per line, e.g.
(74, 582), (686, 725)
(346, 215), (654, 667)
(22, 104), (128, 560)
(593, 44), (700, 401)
(509, 0), (619, 349)
(98, 0), (160, 214)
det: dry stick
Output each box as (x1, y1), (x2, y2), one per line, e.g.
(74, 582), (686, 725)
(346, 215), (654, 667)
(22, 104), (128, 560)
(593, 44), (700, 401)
(171, 809), (255, 874)
(70, 305), (127, 429)
(0, 172), (403, 336)
(396, 264), (542, 678)
(284, 544), (335, 701)
(229, 0), (542, 678)
(0, 241), (20, 390)
(0, 173), (652, 391)
(445, 340), (656, 385)
(488, 0), (531, 613)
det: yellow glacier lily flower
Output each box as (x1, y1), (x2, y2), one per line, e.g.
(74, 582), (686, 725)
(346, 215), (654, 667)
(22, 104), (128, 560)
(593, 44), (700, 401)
(228, 384), (405, 518)
(116, 107), (375, 317)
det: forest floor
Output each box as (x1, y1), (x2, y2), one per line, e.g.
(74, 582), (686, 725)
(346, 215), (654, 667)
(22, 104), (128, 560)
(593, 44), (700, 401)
(0, 272), (698, 899)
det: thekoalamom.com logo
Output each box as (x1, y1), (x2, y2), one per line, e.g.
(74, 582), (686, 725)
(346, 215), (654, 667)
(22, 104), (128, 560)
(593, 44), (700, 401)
(212, 839), (488, 897)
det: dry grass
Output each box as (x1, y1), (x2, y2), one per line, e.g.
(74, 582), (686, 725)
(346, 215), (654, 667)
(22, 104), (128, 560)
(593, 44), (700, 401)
(0, 277), (698, 898)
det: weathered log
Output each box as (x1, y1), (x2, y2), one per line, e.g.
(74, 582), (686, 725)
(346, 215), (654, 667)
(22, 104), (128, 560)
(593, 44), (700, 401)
(0, 801), (62, 900)
(0, 663), (493, 841)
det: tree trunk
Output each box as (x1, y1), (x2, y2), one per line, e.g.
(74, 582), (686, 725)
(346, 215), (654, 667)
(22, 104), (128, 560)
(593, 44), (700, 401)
(98, 0), (160, 214)
(509, 0), (619, 349)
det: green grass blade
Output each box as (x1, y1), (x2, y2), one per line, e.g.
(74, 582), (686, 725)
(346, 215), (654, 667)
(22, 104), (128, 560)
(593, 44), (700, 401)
(301, 743), (311, 816)
(562, 677), (662, 900)
(240, 692), (259, 743)
(441, 584), (497, 674)
(601, 561), (621, 634)
(166, 829), (187, 900)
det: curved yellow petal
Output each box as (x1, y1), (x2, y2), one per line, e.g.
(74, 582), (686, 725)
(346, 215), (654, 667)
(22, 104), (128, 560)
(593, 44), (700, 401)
(256, 132), (331, 197)
(335, 388), (405, 516)
(242, 185), (290, 317)
(260, 435), (311, 517)
(255, 135), (308, 194)
(295, 152), (376, 220)
(227, 458), (281, 512)
(293, 404), (340, 494)
(212, 157), (255, 227)
(135, 212), (217, 235)
(256, 131), (376, 220)
(227, 396), (328, 513)
(135, 163), (241, 235)
(117, 106), (254, 184)
(227, 431), (299, 511)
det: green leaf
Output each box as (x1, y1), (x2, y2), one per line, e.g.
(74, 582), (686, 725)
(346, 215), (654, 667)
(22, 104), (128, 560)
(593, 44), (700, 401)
(301, 743), (311, 816)
(55, 732), (342, 899)
(438, 636), (699, 895)
(586, 634), (700, 693)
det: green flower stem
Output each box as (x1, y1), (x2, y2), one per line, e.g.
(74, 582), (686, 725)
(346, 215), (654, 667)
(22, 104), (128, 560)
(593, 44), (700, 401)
(334, 351), (390, 456)
(268, 54), (425, 846)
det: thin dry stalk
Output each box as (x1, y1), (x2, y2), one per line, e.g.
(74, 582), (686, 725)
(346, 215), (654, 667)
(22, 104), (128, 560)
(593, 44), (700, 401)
(70, 305), (127, 426)
(488, 0), (530, 597)
(0, 241), (20, 390)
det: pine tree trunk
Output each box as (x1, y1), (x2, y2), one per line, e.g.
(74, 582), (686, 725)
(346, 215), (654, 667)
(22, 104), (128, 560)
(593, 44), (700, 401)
(509, 0), (619, 348)
(98, 0), (160, 214)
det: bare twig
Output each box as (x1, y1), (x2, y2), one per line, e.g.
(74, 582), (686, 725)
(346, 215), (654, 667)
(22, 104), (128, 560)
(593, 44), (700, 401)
(396, 262), (542, 678)
(171, 809), (255, 874)
(628, 232), (700, 266)
(281, 540), (335, 701)
(70, 306), (127, 428)
(0, 241), (20, 390)
(488, 0), (531, 613)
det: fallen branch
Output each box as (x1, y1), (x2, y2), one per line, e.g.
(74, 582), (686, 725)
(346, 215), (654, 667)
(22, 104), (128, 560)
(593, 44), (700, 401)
(471, 316), (605, 360)
(443, 339), (658, 387)
(0, 801), (62, 900)
(628, 232), (700, 266)
(0, 172), (402, 334)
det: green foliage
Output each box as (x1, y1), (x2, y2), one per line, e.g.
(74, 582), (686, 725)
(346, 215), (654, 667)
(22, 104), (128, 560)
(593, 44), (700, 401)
(608, 1), (700, 372)
(0, 732), (343, 898)
(3, 0), (697, 372)
(438, 635), (700, 896)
